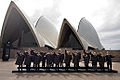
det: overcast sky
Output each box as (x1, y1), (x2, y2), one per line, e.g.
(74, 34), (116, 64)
(0, 0), (120, 50)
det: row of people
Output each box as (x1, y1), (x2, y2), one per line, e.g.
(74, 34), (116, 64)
(83, 51), (114, 71)
(15, 49), (114, 71)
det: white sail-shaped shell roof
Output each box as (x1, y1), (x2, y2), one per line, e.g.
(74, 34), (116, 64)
(77, 17), (103, 50)
(0, 1), (103, 50)
(1, 1), (58, 48)
(35, 16), (58, 48)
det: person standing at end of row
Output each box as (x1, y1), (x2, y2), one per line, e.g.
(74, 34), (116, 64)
(106, 51), (114, 71)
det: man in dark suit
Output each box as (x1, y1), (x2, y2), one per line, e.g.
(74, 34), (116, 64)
(46, 52), (53, 68)
(64, 51), (72, 71)
(105, 51), (114, 71)
(30, 49), (35, 62)
(52, 52), (56, 67)
(24, 51), (32, 71)
(72, 52), (79, 71)
(91, 52), (98, 71)
(41, 51), (46, 67)
(77, 51), (81, 67)
(46, 52), (51, 67)
(84, 50), (91, 59)
(83, 54), (90, 71)
(59, 52), (64, 67)
(54, 53), (60, 71)
(33, 51), (41, 71)
(98, 52), (105, 71)
(15, 51), (24, 71)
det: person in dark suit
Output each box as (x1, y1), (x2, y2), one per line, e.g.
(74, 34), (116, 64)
(59, 52), (64, 67)
(84, 50), (91, 59)
(49, 52), (53, 67)
(105, 51), (114, 71)
(64, 51), (72, 71)
(54, 53), (60, 71)
(72, 52), (79, 71)
(52, 52), (56, 67)
(46, 52), (53, 67)
(15, 51), (24, 71)
(24, 51), (32, 71)
(33, 51), (41, 71)
(98, 52), (105, 71)
(83, 54), (90, 71)
(91, 52), (98, 71)
(41, 51), (46, 67)
(77, 51), (81, 67)
(30, 49), (35, 67)
(46, 52), (50, 67)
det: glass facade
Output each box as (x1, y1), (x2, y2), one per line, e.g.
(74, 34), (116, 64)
(59, 24), (83, 50)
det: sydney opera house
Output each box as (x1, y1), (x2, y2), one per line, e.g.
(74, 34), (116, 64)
(1, 1), (103, 50)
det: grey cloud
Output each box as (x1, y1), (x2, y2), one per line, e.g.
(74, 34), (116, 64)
(42, 0), (61, 25)
(99, 0), (120, 33)
(101, 37), (120, 50)
(102, 33), (120, 41)
(100, 34), (120, 49)
(30, 0), (61, 26)
(99, 16), (120, 33)
(97, 0), (120, 49)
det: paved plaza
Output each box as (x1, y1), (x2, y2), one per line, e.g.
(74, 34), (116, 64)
(0, 59), (120, 80)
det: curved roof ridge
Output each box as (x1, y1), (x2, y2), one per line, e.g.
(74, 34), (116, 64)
(35, 16), (44, 27)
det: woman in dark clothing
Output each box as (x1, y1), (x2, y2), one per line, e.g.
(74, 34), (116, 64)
(15, 51), (24, 71)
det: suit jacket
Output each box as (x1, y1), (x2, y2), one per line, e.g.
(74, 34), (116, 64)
(106, 54), (114, 62)
(15, 52), (24, 65)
